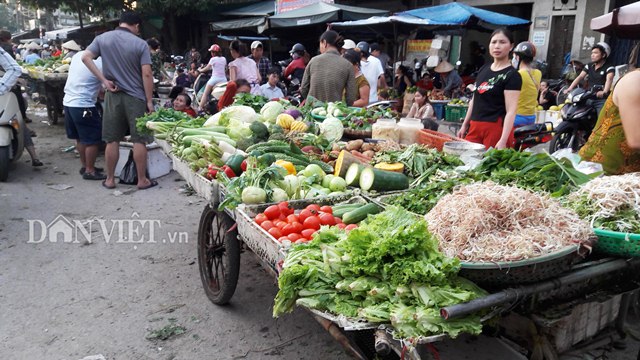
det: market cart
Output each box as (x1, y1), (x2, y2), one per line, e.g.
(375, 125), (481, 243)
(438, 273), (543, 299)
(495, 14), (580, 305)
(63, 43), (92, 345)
(25, 69), (66, 124)
(161, 140), (640, 360)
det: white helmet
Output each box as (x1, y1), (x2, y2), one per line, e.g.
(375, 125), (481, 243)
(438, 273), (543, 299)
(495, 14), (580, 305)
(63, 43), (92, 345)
(593, 42), (611, 58)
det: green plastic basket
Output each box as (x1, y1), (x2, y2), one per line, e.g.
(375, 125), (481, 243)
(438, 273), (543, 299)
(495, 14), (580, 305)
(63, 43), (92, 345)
(445, 105), (468, 123)
(594, 228), (640, 257)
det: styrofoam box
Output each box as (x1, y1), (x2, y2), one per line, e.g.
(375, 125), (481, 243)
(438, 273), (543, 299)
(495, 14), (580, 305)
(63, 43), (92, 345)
(114, 142), (173, 179)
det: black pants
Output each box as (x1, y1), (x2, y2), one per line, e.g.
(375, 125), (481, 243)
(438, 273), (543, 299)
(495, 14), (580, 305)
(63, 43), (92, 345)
(11, 85), (27, 119)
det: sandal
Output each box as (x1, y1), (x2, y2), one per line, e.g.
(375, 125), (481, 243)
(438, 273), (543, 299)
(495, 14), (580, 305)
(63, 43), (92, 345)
(137, 179), (158, 190)
(32, 159), (43, 167)
(101, 180), (116, 189)
(83, 172), (107, 181)
(80, 166), (104, 175)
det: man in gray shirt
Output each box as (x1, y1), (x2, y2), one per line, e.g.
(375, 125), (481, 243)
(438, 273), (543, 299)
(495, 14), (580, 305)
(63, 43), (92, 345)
(82, 11), (157, 190)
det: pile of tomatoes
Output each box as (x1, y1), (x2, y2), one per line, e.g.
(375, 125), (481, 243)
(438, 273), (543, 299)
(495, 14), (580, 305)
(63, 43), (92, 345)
(254, 201), (357, 243)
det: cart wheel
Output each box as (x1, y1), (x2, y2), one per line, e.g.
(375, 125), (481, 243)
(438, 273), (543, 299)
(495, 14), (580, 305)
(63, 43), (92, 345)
(197, 205), (240, 305)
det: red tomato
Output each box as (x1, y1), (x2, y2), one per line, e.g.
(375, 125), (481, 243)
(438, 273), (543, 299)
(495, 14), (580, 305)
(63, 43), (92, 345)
(345, 224), (358, 231)
(268, 227), (282, 239)
(336, 223), (347, 229)
(282, 224), (296, 236)
(305, 204), (321, 214)
(298, 209), (314, 224)
(278, 213), (288, 221)
(278, 236), (289, 243)
(254, 213), (268, 225)
(286, 214), (299, 224)
(287, 233), (301, 241)
(260, 220), (274, 231)
(319, 213), (336, 226)
(301, 229), (316, 240)
(303, 216), (321, 230)
(334, 216), (343, 224)
(320, 206), (333, 214)
(279, 201), (293, 216)
(290, 221), (304, 234)
(263, 205), (281, 220)
(275, 221), (287, 230)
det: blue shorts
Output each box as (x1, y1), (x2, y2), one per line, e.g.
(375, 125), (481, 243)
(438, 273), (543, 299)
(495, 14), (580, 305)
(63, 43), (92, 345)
(514, 114), (536, 128)
(64, 106), (103, 145)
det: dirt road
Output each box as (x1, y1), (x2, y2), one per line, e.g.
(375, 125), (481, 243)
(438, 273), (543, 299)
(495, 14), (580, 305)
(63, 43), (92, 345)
(0, 109), (349, 360)
(1, 107), (638, 360)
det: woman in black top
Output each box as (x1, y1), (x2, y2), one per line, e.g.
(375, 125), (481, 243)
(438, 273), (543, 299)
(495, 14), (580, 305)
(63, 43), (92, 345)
(457, 29), (521, 149)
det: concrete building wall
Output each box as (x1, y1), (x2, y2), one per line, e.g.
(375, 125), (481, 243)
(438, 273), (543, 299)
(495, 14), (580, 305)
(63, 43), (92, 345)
(438, 0), (613, 75)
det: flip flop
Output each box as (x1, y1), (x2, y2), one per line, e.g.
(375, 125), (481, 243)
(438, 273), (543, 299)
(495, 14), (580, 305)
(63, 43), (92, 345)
(137, 179), (158, 190)
(80, 167), (104, 175)
(102, 180), (116, 189)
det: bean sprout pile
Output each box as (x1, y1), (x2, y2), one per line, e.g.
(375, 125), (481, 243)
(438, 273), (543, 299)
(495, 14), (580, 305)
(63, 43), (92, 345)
(425, 182), (594, 262)
(567, 173), (640, 233)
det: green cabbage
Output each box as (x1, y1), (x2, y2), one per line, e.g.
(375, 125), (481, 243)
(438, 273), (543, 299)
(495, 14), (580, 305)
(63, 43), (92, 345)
(260, 101), (285, 124)
(204, 105), (257, 127)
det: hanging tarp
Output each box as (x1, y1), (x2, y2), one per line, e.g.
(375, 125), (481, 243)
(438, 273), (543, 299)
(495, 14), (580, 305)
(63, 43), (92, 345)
(44, 26), (81, 40)
(268, 2), (387, 28)
(591, 1), (640, 39)
(209, 16), (268, 32)
(221, 1), (276, 17)
(397, 2), (530, 29)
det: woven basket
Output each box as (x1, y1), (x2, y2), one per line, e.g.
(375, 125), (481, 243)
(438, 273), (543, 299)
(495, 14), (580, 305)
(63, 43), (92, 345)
(594, 228), (640, 257)
(417, 129), (467, 151)
(459, 245), (585, 288)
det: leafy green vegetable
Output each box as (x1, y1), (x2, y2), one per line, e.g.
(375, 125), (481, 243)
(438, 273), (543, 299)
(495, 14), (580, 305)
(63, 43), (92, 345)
(136, 108), (205, 135)
(373, 144), (463, 184)
(232, 93), (268, 112)
(478, 149), (599, 196)
(273, 207), (486, 339)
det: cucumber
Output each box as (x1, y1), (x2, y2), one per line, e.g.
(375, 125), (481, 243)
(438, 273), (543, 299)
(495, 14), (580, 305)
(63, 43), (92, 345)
(342, 203), (382, 224)
(332, 204), (362, 218)
(310, 159), (333, 174)
(359, 168), (410, 192)
(345, 163), (364, 186)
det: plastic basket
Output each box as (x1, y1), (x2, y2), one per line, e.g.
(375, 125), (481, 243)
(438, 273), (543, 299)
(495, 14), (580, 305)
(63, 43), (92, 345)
(417, 129), (467, 151)
(445, 105), (468, 123)
(594, 228), (640, 257)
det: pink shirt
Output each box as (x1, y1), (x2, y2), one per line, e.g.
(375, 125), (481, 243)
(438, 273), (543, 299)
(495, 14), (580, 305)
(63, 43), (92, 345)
(229, 57), (260, 87)
(208, 56), (227, 79)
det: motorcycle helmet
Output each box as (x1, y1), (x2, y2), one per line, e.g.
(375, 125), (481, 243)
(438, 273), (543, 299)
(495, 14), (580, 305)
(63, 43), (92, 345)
(356, 41), (370, 57)
(290, 43), (305, 56)
(513, 41), (536, 60)
(592, 42), (611, 58)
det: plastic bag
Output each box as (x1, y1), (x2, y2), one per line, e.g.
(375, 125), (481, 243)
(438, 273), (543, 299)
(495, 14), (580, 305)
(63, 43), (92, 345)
(119, 150), (138, 185)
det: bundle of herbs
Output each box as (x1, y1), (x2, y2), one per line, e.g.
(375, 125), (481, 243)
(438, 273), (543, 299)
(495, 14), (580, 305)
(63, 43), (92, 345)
(373, 144), (464, 186)
(477, 149), (598, 196)
(274, 206), (486, 339)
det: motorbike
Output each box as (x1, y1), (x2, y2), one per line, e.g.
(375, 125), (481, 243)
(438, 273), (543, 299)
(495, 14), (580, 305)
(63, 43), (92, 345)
(548, 87), (600, 153)
(514, 122), (555, 150)
(0, 91), (25, 181)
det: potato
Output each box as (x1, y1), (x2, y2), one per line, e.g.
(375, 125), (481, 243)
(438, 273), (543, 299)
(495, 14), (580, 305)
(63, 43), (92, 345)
(361, 143), (374, 152)
(362, 150), (375, 159)
(345, 139), (364, 151)
(332, 143), (342, 152)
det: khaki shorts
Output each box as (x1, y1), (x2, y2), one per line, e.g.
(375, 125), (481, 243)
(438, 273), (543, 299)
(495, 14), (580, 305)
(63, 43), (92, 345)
(102, 91), (152, 144)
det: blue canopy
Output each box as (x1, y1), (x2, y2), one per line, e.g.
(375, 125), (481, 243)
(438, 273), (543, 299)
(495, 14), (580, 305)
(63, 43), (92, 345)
(397, 3), (530, 28)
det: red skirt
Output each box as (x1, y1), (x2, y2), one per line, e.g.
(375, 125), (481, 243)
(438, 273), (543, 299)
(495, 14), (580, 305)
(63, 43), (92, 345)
(464, 117), (515, 149)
